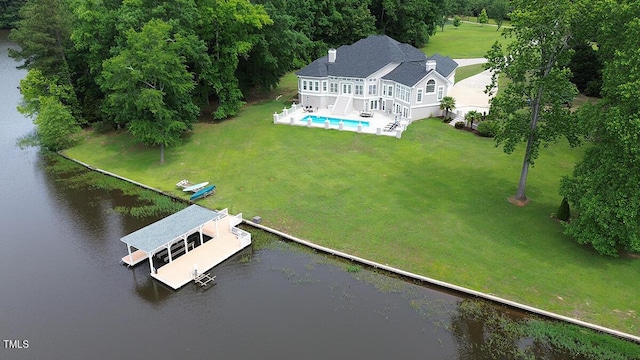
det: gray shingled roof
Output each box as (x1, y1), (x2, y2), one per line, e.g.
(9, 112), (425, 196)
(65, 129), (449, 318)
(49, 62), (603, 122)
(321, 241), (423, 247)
(120, 205), (219, 254)
(296, 35), (428, 78)
(428, 54), (458, 78)
(382, 61), (432, 87)
(382, 54), (459, 87)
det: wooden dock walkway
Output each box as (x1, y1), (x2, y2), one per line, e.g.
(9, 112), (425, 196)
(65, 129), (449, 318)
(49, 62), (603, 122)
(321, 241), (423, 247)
(121, 249), (147, 266)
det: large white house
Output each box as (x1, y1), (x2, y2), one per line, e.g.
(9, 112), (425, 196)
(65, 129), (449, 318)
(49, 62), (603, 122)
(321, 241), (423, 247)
(296, 35), (458, 121)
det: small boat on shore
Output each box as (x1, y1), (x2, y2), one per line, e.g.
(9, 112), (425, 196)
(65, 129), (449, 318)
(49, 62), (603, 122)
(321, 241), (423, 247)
(183, 181), (209, 192)
(190, 185), (216, 201)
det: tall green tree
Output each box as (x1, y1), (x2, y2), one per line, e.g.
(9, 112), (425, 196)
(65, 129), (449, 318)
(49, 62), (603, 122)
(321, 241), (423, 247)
(70, 0), (122, 123)
(236, 2), (313, 92)
(313, 0), (375, 47)
(32, 96), (81, 150)
(436, 0), (456, 31)
(8, 0), (73, 77)
(371, 0), (442, 47)
(9, 0), (85, 124)
(488, 0), (508, 30)
(485, 0), (579, 204)
(0, 0), (28, 28)
(196, 0), (271, 119)
(99, 19), (199, 163)
(559, 0), (640, 256)
(568, 41), (602, 97)
(17, 68), (81, 150)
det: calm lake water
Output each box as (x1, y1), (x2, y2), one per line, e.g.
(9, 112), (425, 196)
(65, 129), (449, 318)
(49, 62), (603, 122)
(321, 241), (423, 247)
(0, 30), (601, 359)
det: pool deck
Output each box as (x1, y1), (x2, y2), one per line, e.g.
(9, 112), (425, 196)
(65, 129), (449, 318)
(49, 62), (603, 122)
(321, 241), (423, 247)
(274, 107), (407, 137)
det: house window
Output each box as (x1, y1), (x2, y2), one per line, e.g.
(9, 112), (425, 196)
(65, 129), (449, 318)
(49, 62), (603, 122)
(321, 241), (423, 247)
(388, 85), (393, 97)
(303, 80), (307, 91)
(355, 84), (363, 95)
(322, 81), (327, 92)
(426, 79), (436, 93)
(314, 81), (319, 91)
(368, 84), (377, 95)
(330, 83), (338, 93)
(403, 107), (409, 118)
(370, 99), (378, 110)
(417, 89), (423, 103)
(437, 86), (444, 100)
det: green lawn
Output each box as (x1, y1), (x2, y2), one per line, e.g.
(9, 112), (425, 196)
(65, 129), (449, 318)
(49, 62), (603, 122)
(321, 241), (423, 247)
(65, 83), (640, 335)
(455, 63), (486, 83)
(460, 15), (512, 28)
(424, 22), (509, 58)
(62, 25), (639, 337)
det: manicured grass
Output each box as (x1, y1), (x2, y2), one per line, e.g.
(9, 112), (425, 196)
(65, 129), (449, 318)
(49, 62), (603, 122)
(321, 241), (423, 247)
(455, 63), (486, 83)
(424, 22), (509, 58)
(63, 25), (637, 338)
(65, 86), (640, 336)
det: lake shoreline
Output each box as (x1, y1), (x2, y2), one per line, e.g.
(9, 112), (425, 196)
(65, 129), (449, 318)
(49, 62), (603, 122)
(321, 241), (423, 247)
(59, 151), (640, 344)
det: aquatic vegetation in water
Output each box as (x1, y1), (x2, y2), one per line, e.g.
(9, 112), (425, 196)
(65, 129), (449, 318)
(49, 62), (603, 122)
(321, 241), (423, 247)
(451, 299), (640, 360)
(45, 154), (186, 217)
(345, 264), (361, 273)
(242, 225), (279, 250)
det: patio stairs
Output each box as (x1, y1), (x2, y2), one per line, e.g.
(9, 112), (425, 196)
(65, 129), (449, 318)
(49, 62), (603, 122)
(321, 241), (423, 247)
(449, 112), (465, 126)
(332, 95), (352, 115)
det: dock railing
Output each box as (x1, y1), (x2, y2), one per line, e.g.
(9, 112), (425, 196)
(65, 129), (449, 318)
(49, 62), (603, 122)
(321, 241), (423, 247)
(229, 212), (242, 228)
(231, 227), (252, 247)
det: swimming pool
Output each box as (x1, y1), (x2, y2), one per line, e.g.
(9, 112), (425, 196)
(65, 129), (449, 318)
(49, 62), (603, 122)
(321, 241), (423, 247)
(301, 115), (370, 127)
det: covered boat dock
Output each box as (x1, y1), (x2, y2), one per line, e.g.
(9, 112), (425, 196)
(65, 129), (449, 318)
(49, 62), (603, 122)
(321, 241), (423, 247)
(120, 205), (251, 289)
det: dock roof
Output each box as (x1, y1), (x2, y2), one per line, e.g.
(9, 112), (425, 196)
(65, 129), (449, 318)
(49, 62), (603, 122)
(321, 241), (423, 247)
(120, 205), (219, 254)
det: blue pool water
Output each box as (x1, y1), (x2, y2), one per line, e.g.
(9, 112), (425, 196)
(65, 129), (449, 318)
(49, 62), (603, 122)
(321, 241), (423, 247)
(301, 115), (370, 128)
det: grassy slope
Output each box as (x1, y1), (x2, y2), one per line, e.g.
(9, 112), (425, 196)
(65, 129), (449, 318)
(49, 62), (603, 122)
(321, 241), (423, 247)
(64, 27), (639, 336)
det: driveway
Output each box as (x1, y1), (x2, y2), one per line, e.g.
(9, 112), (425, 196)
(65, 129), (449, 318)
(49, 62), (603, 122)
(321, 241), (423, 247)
(449, 58), (494, 116)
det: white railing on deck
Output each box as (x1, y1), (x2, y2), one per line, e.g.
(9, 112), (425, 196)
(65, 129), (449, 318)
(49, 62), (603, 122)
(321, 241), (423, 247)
(273, 104), (301, 123)
(229, 212), (242, 228)
(231, 227), (252, 247)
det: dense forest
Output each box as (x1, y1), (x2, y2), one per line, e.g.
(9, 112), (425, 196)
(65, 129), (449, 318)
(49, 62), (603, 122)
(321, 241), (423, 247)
(3, 0), (516, 143)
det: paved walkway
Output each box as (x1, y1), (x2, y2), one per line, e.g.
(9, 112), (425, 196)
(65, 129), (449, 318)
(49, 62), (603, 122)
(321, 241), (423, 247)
(448, 58), (494, 124)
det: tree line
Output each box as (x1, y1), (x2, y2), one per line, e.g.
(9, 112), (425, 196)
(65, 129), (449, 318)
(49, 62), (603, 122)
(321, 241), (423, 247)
(7, 0), (447, 157)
